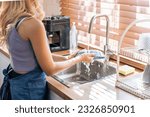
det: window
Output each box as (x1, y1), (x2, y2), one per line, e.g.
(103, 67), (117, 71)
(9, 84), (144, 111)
(60, 0), (150, 64)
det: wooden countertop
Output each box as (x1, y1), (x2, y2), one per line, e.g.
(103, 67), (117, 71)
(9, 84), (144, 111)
(47, 75), (142, 100)
(47, 50), (142, 100)
(0, 48), (142, 100)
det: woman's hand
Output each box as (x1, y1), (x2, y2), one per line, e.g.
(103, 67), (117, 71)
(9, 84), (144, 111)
(78, 53), (95, 63)
(68, 50), (95, 63)
(67, 50), (79, 59)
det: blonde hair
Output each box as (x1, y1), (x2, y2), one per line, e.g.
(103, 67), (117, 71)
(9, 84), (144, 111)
(0, 0), (45, 45)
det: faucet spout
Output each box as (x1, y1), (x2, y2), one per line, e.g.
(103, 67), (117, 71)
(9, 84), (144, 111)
(88, 14), (110, 56)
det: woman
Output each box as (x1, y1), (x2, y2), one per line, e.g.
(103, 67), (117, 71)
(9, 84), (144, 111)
(0, 0), (94, 100)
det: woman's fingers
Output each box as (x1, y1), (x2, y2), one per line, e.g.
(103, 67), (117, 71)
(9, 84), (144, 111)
(80, 53), (95, 63)
(68, 50), (79, 59)
(87, 53), (95, 57)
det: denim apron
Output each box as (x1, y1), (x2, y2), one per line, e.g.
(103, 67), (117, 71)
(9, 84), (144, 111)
(0, 16), (49, 100)
(0, 64), (49, 100)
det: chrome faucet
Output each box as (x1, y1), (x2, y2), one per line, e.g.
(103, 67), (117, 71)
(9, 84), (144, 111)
(88, 14), (110, 57)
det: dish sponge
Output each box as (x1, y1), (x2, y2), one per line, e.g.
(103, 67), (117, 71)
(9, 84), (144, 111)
(119, 65), (135, 76)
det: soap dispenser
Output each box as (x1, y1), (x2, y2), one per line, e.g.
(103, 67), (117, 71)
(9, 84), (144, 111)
(70, 22), (78, 54)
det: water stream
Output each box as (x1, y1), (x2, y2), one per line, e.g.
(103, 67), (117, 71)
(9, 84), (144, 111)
(83, 33), (110, 80)
(85, 33), (92, 78)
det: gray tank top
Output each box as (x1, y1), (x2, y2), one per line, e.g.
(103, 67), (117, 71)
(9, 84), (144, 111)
(7, 17), (38, 72)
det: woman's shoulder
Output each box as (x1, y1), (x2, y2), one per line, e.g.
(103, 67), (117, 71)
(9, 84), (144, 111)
(19, 17), (45, 39)
(22, 17), (44, 31)
(18, 17), (45, 40)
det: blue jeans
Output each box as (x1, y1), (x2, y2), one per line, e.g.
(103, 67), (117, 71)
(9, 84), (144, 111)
(1, 65), (49, 100)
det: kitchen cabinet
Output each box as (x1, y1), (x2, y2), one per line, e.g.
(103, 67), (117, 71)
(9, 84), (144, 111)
(0, 50), (10, 87)
(50, 90), (63, 100)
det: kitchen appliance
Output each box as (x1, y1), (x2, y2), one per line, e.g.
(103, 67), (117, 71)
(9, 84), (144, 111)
(42, 15), (70, 52)
(138, 33), (150, 83)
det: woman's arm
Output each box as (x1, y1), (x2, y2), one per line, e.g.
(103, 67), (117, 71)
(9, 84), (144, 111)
(52, 53), (68, 62)
(52, 51), (79, 62)
(19, 18), (94, 75)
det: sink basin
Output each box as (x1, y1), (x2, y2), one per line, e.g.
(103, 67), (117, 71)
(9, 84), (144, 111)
(52, 61), (116, 87)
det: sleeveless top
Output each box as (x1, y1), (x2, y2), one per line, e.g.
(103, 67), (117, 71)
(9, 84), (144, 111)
(7, 17), (38, 72)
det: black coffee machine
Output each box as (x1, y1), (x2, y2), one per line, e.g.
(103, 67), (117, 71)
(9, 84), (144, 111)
(42, 15), (70, 52)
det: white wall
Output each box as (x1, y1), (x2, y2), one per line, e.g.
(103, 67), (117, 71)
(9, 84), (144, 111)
(43, 0), (60, 16)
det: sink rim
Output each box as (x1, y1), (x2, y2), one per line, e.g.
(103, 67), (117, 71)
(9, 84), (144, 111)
(52, 61), (117, 87)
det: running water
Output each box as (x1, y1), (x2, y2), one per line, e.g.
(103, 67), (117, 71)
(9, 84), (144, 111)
(84, 33), (92, 78)
(82, 33), (110, 80)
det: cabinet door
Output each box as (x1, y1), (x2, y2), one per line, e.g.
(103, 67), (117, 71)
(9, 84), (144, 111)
(50, 90), (63, 100)
(0, 50), (10, 87)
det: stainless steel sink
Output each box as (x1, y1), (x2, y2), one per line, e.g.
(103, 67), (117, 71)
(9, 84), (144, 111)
(52, 61), (116, 87)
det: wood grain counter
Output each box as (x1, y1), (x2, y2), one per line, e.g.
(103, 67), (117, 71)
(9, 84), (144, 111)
(0, 48), (142, 100)
(46, 75), (142, 100)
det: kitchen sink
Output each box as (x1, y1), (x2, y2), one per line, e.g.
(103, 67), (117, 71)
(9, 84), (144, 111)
(52, 61), (116, 87)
